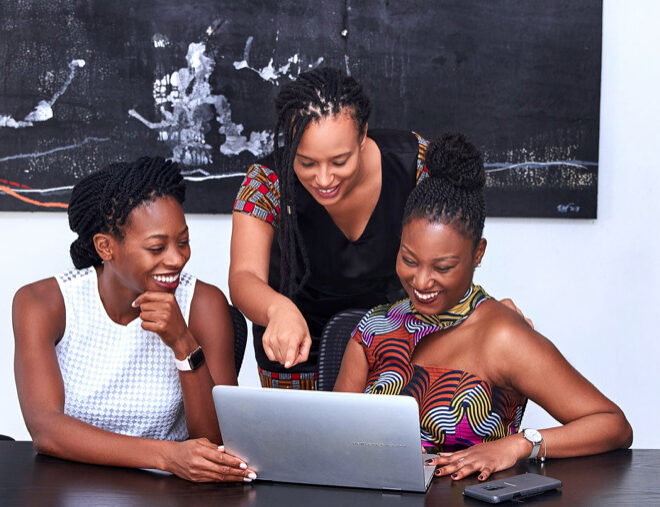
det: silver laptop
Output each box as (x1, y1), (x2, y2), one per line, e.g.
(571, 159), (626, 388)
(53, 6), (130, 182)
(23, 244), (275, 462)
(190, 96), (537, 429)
(212, 386), (436, 492)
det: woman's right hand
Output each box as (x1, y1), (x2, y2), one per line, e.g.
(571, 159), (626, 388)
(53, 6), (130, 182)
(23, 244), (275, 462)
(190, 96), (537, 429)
(263, 301), (312, 368)
(165, 439), (256, 483)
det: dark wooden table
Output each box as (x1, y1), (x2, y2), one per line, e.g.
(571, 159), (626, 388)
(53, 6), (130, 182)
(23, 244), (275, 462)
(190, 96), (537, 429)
(1, 442), (658, 506)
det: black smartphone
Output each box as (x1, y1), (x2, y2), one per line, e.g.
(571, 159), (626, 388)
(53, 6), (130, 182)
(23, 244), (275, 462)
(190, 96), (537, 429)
(463, 473), (562, 503)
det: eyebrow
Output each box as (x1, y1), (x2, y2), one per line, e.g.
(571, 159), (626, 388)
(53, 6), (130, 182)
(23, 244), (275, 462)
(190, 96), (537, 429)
(401, 245), (460, 262)
(145, 226), (189, 240)
(296, 151), (352, 161)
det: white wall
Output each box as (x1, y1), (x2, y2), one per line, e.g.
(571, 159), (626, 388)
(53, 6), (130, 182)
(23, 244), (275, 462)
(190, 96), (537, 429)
(1, 1), (658, 446)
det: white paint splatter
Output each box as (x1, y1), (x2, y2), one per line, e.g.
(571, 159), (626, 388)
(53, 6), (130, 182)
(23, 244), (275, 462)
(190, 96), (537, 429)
(153, 33), (170, 47)
(233, 36), (324, 83)
(130, 36), (274, 162)
(0, 136), (110, 163)
(0, 59), (85, 129)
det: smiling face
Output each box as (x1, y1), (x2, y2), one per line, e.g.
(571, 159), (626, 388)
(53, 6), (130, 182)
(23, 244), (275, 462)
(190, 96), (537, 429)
(101, 195), (190, 294)
(293, 111), (367, 205)
(396, 218), (486, 314)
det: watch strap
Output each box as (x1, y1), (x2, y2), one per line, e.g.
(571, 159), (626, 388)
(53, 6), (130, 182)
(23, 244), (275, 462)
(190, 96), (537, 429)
(173, 346), (205, 371)
(523, 428), (543, 459)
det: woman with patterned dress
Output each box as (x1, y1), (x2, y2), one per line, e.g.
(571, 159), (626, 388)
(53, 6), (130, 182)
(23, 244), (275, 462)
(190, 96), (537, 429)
(334, 133), (632, 481)
(13, 158), (255, 482)
(230, 67), (528, 389)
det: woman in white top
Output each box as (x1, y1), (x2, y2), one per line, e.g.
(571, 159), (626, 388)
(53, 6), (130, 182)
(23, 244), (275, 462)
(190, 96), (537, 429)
(13, 157), (255, 482)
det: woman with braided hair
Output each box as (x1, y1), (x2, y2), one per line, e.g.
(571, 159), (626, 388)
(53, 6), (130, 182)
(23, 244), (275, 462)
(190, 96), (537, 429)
(230, 67), (527, 389)
(335, 133), (632, 480)
(13, 157), (255, 482)
(230, 67), (431, 389)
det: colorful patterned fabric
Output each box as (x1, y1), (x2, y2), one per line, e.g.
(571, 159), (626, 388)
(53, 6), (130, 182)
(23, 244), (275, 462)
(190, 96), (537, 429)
(352, 285), (525, 452)
(233, 131), (428, 227)
(259, 368), (317, 390)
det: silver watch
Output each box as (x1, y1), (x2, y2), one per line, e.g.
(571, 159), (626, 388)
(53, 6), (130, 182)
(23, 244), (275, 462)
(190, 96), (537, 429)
(522, 428), (543, 459)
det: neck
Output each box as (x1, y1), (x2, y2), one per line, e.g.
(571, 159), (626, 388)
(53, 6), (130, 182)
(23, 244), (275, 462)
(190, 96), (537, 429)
(95, 265), (141, 325)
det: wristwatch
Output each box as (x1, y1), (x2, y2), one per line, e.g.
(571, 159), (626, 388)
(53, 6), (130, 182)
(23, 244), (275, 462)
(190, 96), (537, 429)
(522, 428), (544, 459)
(173, 346), (205, 371)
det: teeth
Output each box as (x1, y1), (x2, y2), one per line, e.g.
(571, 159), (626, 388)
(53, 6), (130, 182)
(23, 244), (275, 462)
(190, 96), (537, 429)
(153, 274), (179, 284)
(318, 186), (337, 194)
(414, 288), (439, 302)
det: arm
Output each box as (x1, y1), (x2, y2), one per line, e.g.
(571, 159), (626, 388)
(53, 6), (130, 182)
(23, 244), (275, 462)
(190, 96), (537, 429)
(229, 211), (311, 368)
(13, 279), (253, 482)
(431, 305), (632, 481)
(333, 339), (369, 392)
(144, 281), (238, 442)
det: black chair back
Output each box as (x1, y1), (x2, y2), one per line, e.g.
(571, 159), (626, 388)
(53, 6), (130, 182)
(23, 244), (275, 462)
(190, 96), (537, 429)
(317, 309), (367, 391)
(228, 305), (248, 377)
(0, 435), (14, 441)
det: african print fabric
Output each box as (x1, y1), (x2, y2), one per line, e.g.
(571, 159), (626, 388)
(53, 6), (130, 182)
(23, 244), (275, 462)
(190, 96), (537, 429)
(259, 368), (317, 390)
(352, 285), (525, 452)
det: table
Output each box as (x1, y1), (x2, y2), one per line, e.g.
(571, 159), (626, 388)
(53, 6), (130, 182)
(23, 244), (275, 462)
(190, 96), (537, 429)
(1, 442), (659, 506)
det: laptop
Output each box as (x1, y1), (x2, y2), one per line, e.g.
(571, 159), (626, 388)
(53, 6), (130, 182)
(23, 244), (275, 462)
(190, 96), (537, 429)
(212, 386), (436, 492)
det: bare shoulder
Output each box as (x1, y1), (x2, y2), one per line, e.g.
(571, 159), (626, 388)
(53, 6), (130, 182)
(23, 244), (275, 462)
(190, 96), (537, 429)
(14, 277), (64, 314)
(473, 299), (550, 354)
(13, 277), (65, 343)
(190, 279), (229, 312)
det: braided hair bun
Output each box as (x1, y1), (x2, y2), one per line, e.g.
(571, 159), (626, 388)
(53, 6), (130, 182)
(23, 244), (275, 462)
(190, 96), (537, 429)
(403, 132), (486, 245)
(425, 132), (485, 191)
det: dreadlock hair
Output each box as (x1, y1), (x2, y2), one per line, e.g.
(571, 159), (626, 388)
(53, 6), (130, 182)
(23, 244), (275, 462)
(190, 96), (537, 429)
(273, 66), (372, 298)
(403, 132), (486, 247)
(68, 156), (186, 269)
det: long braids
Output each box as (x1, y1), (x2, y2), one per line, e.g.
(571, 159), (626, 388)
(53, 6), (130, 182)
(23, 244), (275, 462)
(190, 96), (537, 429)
(273, 67), (371, 298)
(68, 157), (185, 269)
(403, 132), (486, 246)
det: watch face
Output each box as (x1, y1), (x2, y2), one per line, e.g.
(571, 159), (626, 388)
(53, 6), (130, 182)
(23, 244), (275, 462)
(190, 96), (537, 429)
(524, 429), (543, 444)
(190, 347), (206, 370)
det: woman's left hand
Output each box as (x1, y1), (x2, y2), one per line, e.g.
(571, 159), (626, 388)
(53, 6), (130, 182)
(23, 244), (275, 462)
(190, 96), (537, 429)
(426, 437), (526, 481)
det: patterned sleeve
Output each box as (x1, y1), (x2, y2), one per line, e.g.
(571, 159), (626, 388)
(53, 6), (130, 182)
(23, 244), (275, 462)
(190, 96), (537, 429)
(233, 164), (281, 227)
(413, 131), (429, 184)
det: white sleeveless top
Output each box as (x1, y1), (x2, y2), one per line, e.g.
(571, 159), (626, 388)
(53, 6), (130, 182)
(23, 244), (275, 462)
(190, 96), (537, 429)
(55, 267), (195, 441)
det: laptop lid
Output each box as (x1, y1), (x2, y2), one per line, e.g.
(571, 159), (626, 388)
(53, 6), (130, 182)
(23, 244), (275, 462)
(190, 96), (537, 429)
(213, 386), (432, 492)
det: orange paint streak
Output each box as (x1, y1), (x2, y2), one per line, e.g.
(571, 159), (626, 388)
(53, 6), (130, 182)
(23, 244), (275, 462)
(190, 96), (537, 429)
(0, 185), (68, 209)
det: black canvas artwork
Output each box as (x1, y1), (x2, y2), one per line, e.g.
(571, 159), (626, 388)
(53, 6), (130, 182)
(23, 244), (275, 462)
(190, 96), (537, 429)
(0, 0), (601, 217)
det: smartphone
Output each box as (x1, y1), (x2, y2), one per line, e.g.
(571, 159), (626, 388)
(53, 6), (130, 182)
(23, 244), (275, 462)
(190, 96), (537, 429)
(463, 473), (562, 503)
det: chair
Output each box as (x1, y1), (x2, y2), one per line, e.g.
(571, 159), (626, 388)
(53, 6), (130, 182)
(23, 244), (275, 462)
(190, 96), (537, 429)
(0, 435), (14, 441)
(228, 305), (247, 377)
(317, 309), (367, 391)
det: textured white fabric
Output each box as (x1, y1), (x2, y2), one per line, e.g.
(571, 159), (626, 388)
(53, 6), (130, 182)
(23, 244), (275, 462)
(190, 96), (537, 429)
(55, 267), (195, 441)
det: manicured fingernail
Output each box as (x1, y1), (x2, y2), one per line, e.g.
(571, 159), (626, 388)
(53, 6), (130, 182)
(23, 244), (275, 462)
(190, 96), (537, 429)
(248, 472), (257, 479)
(284, 362), (291, 368)
(451, 473), (458, 479)
(439, 452), (452, 456)
(425, 459), (434, 464)
(240, 462), (247, 470)
(478, 475), (485, 481)
(131, 299), (137, 308)
(434, 469), (442, 475)
(243, 477), (252, 482)
(218, 445), (224, 452)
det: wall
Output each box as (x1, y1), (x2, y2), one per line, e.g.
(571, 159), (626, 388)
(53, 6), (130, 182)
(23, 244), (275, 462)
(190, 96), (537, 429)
(1, 0), (658, 446)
